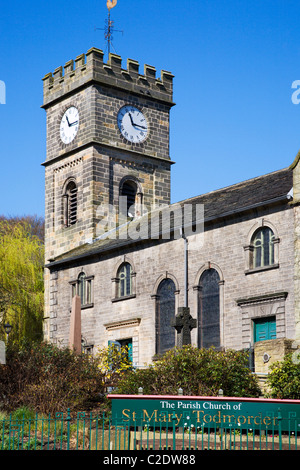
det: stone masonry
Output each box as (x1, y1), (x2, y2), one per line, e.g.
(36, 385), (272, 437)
(42, 46), (300, 370)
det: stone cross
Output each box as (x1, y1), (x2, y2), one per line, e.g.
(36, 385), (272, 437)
(171, 307), (197, 347)
(69, 295), (82, 354)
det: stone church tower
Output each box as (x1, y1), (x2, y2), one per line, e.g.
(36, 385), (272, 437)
(41, 48), (175, 340)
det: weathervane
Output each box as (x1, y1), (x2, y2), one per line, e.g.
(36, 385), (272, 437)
(96, 1), (123, 57)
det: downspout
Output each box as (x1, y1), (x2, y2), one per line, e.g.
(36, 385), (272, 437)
(180, 228), (188, 308)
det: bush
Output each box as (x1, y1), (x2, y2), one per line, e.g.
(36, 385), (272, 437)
(266, 353), (300, 399)
(0, 341), (106, 414)
(116, 346), (261, 398)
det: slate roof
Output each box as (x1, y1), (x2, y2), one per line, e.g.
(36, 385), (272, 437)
(181, 165), (293, 221)
(49, 166), (293, 267)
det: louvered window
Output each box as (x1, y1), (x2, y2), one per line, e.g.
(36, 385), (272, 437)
(64, 180), (77, 227)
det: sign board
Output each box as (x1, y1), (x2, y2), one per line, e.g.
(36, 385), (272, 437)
(109, 394), (300, 432)
(0, 341), (5, 364)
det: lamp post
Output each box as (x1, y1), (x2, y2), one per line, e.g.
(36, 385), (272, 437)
(4, 322), (12, 342)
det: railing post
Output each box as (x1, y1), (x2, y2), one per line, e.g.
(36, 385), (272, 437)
(278, 408), (282, 451)
(66, 408), (71, 451)
(172, 412), (177, 450)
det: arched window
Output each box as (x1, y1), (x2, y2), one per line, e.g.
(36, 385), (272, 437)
(155, 278), (176, 355)
(71, 271), (93, 307)
(198, 269), (220, 349)
(63, 180), (77, 226)
(117, 262), (133, 298)
(251, 227), (275, 268)
(120, 180), (138, 218)
(78, 272), (87, 305)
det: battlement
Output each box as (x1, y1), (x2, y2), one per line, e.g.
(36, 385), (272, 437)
(42, 48), (174, 108)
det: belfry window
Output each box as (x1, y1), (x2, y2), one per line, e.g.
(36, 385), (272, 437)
(120, 180), (138, 218)
(63, 180), (77, 227)
(252, 227), (275, 268)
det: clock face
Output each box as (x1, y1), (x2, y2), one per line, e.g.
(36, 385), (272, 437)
(60, 106), (79, 144)
(117, 105), (148, 143)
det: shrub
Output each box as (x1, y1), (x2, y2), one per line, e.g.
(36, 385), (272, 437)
(0, 341), (106, 414)
(116, 346), (261, 397)
(95, 343), (133, 389)
(266, 353), (300, 399)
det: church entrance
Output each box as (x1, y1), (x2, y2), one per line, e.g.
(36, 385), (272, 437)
(155, 279), (176, 356)
(198, 268), (220, 349)
(254, 317), (276, 342)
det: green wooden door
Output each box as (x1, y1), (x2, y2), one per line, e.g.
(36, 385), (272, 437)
(254, 317), (276, 342)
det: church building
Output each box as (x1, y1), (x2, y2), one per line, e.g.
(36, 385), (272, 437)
(41, 47), (300, 378)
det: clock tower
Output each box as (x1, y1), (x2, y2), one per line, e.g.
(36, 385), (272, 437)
(42, 48), (175, 326)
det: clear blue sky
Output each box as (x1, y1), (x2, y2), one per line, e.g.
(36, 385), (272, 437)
(1, 0), (300, 218)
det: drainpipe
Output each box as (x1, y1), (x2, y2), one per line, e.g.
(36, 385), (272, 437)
(180, 228), (188, 308)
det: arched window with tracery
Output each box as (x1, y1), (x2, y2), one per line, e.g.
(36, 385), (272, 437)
(198, 268), (220, 349)
(251, 227), (275, 269)
(117, 262), (133, 298)
(155, 278), (176, 355)
(70, 271), (93, 307)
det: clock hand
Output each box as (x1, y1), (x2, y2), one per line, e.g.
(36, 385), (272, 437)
(128, 113), (135, 126)
(69, 120), (78, 127)
(66, 116), (71, 126)
(128, 112), (147, 130)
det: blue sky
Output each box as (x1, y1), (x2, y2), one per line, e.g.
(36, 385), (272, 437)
(1, 0), (300, 217)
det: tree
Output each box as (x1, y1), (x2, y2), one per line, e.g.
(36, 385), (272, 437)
(0, 220), (44, 344)
(0, 214), (44, 241)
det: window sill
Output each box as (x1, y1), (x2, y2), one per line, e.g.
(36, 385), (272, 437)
(81, 303), (94, 310)
(245, 264), (279, 275)
(112, 294), (136, 303)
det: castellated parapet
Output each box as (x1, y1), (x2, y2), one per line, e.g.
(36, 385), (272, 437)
(42, 47), (174, 108)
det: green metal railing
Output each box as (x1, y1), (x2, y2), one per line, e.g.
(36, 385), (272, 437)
(1, 409), (299, 450)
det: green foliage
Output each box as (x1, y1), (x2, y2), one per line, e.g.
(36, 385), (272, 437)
(0, 220), (44, 344)
(266, 353), (300, 399)
(116, 346), (261, 398)
(96, 343), (133, 389)
(0, 342), (106, 414)
(11, 406), (36, 421)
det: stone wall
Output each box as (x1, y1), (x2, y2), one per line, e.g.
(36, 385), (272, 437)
(254, 338), (296, 375)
